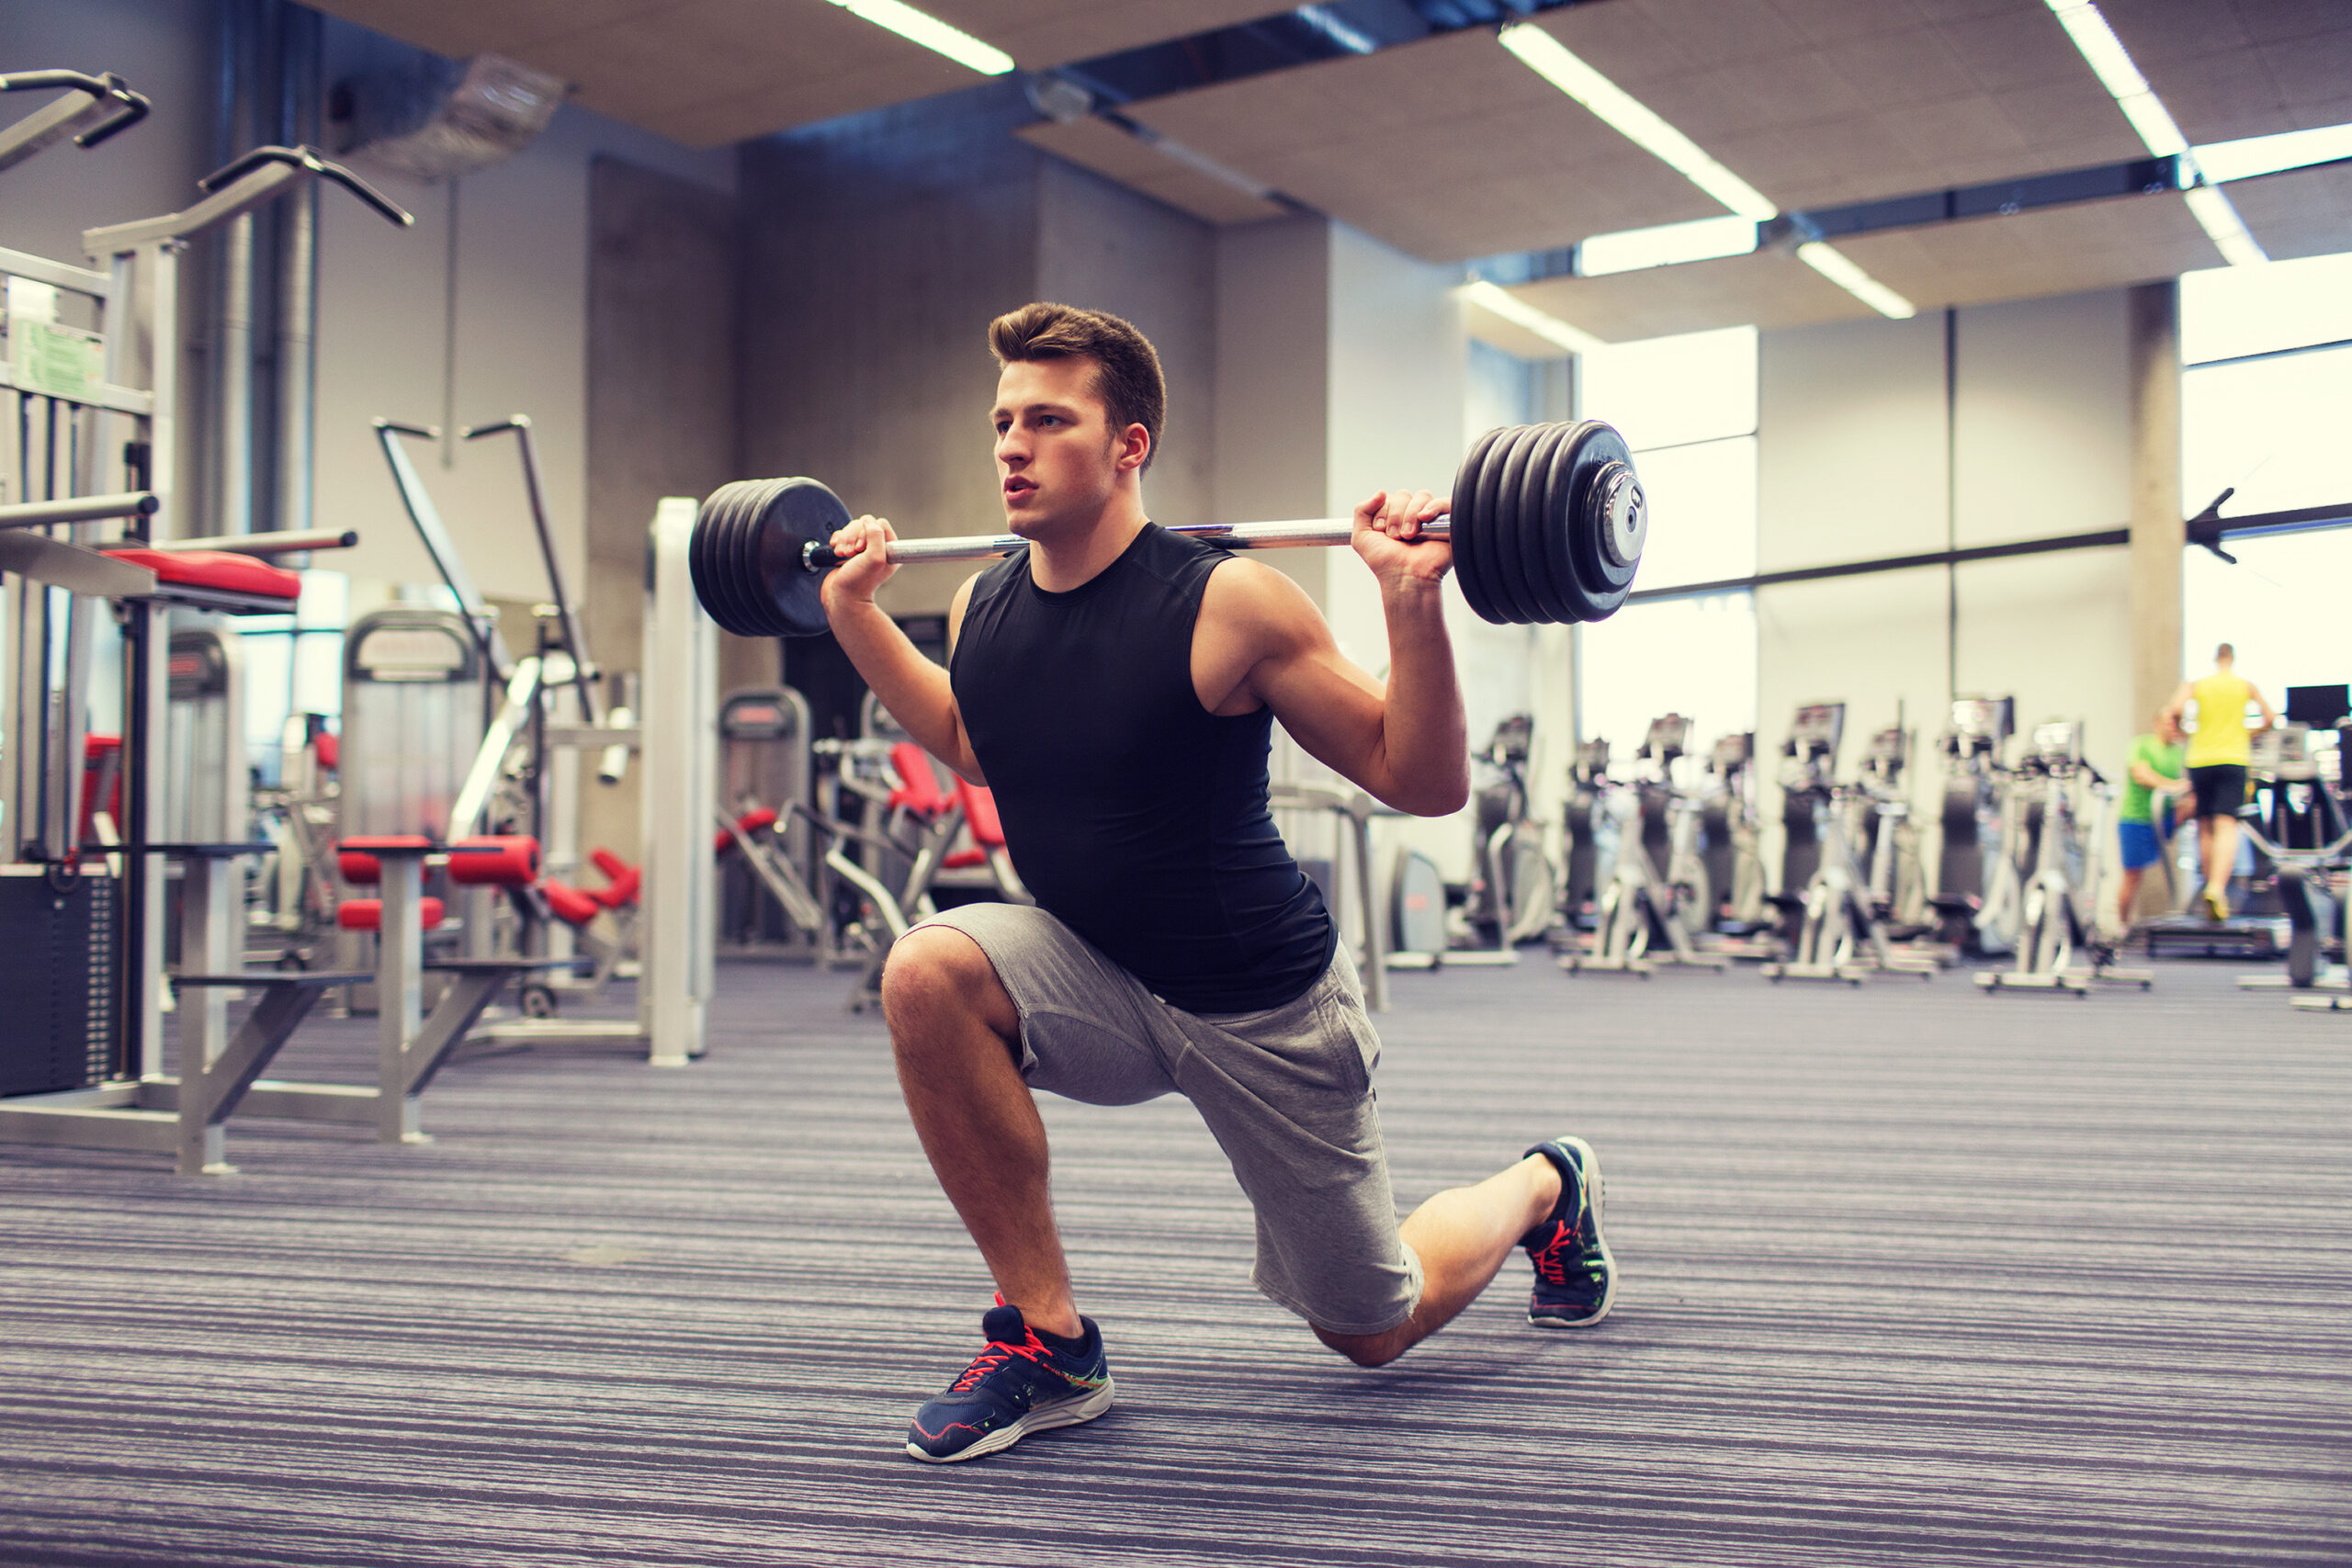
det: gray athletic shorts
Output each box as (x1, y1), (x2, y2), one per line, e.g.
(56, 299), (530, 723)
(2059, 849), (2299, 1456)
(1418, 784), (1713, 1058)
(913, 901), (1425, 1337)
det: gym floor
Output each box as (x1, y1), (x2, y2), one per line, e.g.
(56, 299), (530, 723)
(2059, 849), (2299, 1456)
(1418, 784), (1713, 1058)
(3, 957), (2345, 1567)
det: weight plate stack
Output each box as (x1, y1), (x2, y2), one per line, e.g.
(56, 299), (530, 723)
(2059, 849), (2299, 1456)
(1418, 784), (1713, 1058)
(1559, 422), (1639, 620)
(1512, 421), (1575, 626)
(1538, 423), (1603, 624)
(754, 478), (849, 637)
(688, 477), (851, 637)
(1483, 423), (1544, 624)
(1450, 424), (1510, 626)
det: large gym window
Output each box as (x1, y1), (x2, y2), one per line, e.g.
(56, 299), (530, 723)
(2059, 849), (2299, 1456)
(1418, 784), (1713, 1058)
(1576, 326), (1759, 764)
(2180, 253), (2352, 700)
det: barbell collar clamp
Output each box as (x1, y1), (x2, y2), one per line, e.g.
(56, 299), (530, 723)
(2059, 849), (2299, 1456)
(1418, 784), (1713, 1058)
(1596, 464), (1646, 569)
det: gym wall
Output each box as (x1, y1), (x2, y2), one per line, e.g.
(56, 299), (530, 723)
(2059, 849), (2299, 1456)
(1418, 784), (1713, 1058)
(1757, 288), (2137, 845)
(309, 17), (736, 606)
(735, 80), (1220, 625)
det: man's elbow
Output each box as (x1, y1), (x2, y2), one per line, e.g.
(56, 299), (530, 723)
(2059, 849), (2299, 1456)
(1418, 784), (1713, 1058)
(1387, 773), (1470, 818)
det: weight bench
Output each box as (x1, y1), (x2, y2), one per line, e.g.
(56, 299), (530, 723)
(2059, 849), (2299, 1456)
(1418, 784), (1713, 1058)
(0, 843), (369, 1174)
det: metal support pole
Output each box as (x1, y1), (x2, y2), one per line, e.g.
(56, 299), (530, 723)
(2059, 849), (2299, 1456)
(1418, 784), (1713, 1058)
(643, 497), (711, 1066)
(375, 852), (425, 1143)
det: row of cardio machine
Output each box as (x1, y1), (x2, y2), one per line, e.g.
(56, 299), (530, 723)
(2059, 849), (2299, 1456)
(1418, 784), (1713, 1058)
(1398, 697), (2225, 995)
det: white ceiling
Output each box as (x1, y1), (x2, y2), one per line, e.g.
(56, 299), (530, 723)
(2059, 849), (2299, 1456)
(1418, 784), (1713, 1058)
(308, 0), (2352, 336)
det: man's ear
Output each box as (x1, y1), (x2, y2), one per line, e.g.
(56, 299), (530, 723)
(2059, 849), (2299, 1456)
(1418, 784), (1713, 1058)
(1117, 423), (1151, 474)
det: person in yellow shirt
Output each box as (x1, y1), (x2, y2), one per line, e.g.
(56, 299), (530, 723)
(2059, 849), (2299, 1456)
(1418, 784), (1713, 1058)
(2162, 643), (2278, 920)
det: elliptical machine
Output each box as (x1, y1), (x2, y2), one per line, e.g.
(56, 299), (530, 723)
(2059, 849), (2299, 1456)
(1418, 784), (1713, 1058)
(1761, 703), (1936, 985)
(1978, 720), (2152, 994)
(1456, 715), (1557, 959)
(2233, 714), (2352, 1008)
(1563, 715), (1727, 976)
(1857, 722), (1943, 961)
(1559, 738), (1611, 931)
(1928, 696), (2018, 955)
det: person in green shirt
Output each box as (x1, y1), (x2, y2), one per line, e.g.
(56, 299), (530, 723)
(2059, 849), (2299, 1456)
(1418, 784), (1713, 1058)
(2115, 710), (2188, 931)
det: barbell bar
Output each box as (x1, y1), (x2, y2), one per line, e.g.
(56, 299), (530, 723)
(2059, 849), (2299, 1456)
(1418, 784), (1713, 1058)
(687, 418), (1647, 639)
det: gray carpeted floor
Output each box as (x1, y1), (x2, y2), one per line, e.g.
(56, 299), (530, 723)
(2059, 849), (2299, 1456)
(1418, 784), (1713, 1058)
(1, 955), (2346, 1566)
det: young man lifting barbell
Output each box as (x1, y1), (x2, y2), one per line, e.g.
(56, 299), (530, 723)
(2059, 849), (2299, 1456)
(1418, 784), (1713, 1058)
(818, 301), (1613, 1464)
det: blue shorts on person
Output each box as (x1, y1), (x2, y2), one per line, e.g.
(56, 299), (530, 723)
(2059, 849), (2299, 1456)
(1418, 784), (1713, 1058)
(2119, 818), (2165, 871)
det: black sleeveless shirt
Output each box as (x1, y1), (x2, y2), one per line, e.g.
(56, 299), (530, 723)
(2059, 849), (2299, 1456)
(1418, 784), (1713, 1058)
(949, 523), (1336, 1012)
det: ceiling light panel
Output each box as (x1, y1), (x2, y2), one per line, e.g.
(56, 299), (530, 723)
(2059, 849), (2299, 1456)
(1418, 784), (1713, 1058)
(1126, 28), (1723, 262)
(2041, 0), (2264, 265)
(1578, 215), (1759, 276)
(824, 0), (1011, 75)
(2098, 0), (2352, 147)
(1834, 194), (2224, 311)
(1511, 250), (1871, 344)
(2222, 160), (2352, 263)
(2195, 123), (2352, 184)
(1460, 281), (1605, 356)
(919, 0), (1280, 72)
(1524, 1), (2144, 213)
(1497, 23), (1776, 220)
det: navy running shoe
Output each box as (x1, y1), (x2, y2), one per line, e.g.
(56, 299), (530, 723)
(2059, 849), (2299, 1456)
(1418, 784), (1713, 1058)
(905, 1303), (1115, 1463)
(1521, 1135), (1615, 1328)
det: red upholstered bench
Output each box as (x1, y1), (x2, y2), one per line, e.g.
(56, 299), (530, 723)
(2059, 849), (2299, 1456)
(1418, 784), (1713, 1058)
(337, 833), (434, 886)
(589, 848), (640, 908)
(888, 741), (953, 817)
(448, 834), (541, 886)
(714, 808), (778, 856)
(338, 897), (447, 931)
(944, 780), (1008, 870)
(538, 880), (601, 927)
(102, 547), (301, 600)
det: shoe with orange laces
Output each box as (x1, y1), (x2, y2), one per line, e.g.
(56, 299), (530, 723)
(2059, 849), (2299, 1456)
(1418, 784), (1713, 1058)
(1521, 1135), (1616, 1328)
(904, 1303), (1115, 1463)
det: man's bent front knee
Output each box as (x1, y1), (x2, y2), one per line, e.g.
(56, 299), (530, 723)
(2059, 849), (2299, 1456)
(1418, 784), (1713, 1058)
(879, 925), (1021, 1045)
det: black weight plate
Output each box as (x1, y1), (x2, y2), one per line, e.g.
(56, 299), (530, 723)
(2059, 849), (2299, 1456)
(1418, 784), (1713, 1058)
(1539, 423), (1607, 625)
(1476, 423), (1544, 624)
(690, 483), (758, 636)
(755, 478), (850, 637)
(1571, 423), (1640, 597)
(688, 487), (732, 628)
(714, 484), (774, 636)
(1509, 421), (1574, 624)
(729, 481), (785, 635)
(1481, 423), (1546, 624)
(1449, 425), (1511, 626)
(1466, 423), (1535, 626)
(1562, 423), (1640, 618)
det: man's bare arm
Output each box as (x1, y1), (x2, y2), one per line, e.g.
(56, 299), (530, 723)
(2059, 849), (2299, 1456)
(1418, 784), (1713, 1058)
(2159, 681), (2194, 728)
(1205, 485), (1469, 816)
(820, 516), (985, 782)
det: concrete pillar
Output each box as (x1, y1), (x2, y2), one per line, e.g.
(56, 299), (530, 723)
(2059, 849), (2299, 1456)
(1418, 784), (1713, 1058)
(2126, 280), (2182, 730)
(2126, 280), (2182, 917)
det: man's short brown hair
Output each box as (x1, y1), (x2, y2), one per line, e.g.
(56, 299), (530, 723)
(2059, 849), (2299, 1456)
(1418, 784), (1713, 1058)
(989, 302), (1165, 472)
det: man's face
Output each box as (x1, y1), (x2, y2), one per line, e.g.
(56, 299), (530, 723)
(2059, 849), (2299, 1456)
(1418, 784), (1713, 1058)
(991, 356), (1137, 537)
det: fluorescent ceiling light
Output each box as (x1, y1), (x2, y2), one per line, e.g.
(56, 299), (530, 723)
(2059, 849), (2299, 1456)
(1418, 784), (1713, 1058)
(2183, 186), (2267, 268)
(2041, 0), (2266, 265)
(1497, 24), (1775, 221)
(1795, 243), (1915, 319)
(1579, 215), (1758, 276)
(1498, 25), (1912, 320)
(2195, 123), (2352, 184)
(1461, 279), (1606, 355)
(825, 0), (1012, 74)
(2045, 0), (2147, 98)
